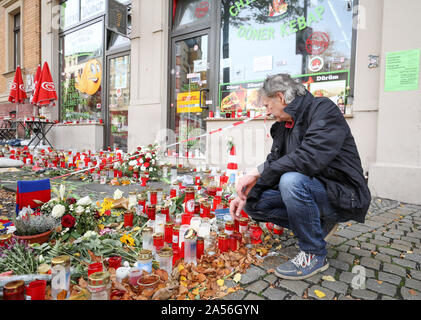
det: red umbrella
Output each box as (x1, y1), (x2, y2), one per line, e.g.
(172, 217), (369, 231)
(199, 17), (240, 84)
(31, 65), (41, 105)
(8, 66), (27, 104)
(32, 62), (57, 106)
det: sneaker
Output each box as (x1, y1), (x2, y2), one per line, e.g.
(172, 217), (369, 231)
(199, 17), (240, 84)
(274, 251), (329, 280)
(322, 221), (338, 241)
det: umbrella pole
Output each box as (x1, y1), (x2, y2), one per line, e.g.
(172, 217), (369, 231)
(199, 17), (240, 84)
(16, 103), (19, 139)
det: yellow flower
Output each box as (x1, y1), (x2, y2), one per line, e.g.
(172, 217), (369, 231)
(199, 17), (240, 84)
(120, 233), (135, 247)
(98, 224), (105, 230)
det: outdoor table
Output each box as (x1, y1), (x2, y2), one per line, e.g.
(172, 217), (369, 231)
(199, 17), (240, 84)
(3, 118), (28, 140)
(22, 118), (56, 148)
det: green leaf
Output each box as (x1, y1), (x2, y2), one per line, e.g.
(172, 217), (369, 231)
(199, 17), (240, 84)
(71, 230), (81, 239)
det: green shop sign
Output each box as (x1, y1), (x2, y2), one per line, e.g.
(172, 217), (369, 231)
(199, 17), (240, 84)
(237, 5), (325, 41)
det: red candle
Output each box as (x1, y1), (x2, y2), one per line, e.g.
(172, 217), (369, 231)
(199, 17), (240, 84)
(3, 281), (25, 300)
(141, 176), (148, 186)
(225, 221), (234, 236)
(108, 256), (122, 269)
(181, 214), (192, 225)
(164, 221), (173, 244)
(138, 198), (146, 214)
(161, 206), (170, 221)
(88, 262), (103, 276)
(201, 203), (211, 218)
(194, 202), (201, 215)
(184, 188), (195, 214)
(229, 235), (238, 252)
(150, 191), (157, 205)
(147, 205), (156, 221)
(153, 233), (164, 252)
(170, 188), (177, 198)
(172, 226), (180, 248)
(213, 196), (222, 211)
(197, 237), (204, 260)
(218, 234), (229, 253)
(124, 212), (134, 227)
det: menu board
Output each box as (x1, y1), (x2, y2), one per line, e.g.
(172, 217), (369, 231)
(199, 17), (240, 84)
(385, 49), (420, 92)
(219, 81), (263, 113)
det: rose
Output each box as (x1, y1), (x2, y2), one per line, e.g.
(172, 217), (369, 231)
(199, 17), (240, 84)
(104, 210), (112, 216)
(76, 196), (92, 206)
(61, 214), (76, 228)
(51, 204), (66, 219)
(75, 206), (85, 215)
(67, 198), (77, 205)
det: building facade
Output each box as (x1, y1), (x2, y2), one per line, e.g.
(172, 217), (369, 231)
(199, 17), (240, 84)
(0, 0), (41, 119)
(37, 0), (421, 205)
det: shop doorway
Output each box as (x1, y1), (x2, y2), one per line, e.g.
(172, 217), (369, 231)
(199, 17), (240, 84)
(106, 52), (131, 152)
(169, 31), (211, 159)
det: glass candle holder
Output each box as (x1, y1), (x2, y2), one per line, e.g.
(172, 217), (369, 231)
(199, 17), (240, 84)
(3, 280), (25, 300)
(150, 191), (158, 205)
(128, 267), (142, 288)
(178, 224), (190, 248)
(108, 256), (122, 269)
(184, 234), (197, 266)
(153, 233), (165, 256)
(190, 216), (202, 233)
(156, 188), (163, 204)
(124, 212), (134, 228)
(128, 192), (137, 210)
(141, 227), (154, 251)
(201, 203), (211, 218)
(147, 204), (156, 221)
(184, 187), (196, 214)
(157, 247), (173, 276)
(225, 221), (235, 236)
(88, 262), (103, 276)
(239, 217), (249, 234)
(161, 206), (170, 221)
(170, 167), (178, 184)
(196, 237), (204, 260)
(218, 233), (229, 253)
(138, 197), (147, 215)
(164, 221), (174, 244)
(88, 271), (111, 301)
(172, 225), (180, 248)
(198, 218), (211, 239)
(155, 213), (166, 234)
(136, 250), (153, 273)
(51, 255), (71, 300)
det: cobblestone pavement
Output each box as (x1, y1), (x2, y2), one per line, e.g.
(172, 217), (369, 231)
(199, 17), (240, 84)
(1, 169), (421, 300)
(223, 198), (421, 300)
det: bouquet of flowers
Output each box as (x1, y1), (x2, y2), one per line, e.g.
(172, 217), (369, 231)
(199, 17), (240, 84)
(40, 184), (99, 241)
(120, 144), (161, 180)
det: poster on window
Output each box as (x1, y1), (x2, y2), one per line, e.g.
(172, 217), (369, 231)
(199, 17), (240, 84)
(295, 71), (349, 106)
(219, 81), (263, 113)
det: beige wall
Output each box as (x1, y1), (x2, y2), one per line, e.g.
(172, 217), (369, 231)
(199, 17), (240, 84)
(128, 0), (169, 152)
(369, 0), (421, 204)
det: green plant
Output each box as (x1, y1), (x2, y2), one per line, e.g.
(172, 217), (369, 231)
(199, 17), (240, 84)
(13, 211), (59, 236)
(0, 238), (39, 274)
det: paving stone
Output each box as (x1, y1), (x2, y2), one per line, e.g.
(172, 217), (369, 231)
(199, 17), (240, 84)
(407, 231), (421, 239)
(370, 239), (390, 247)
(349, 247), (372, 258)
(345, 240), (359, 247)
(401, 236), (420, 245)
(378, 272), (403, 285)
(328, 259), (350, 272)
(378, 247), (401, 257)
(391, 257), (417, 269)
(240, 265), (267, 285)
(261, 287), (288, 300)
(410, 270), (421, 281)
(339, 272), (356, 284)
(224, 280), (237, 288)
(394, 239), (414, 248)
(348, 224), (373, 233)
(335, 229), (362, 239)
(308, 285), (335, 300)
(243, 293), (265, 300)
(356, 236), (369, 242)
(384, 231), (404, 240)
(361, 242), (376, 251)
(305, 273), (322, 285)
(383, 263), (407, 277)
(321, 280), (349, 295)
(338, 294), (355, 300)
(404, 278), (421, 292)
(245, 280), (269, 295)
(336, 244), (350, 253)
(321, 267), (337, 278)
(374, 253), (392, 264)
(326, 235), (347, 246)
(327, 248), (337, 259)
(404, 253), (421, 264)
(360, 257), (381, 271)
(391, 243), (412, 252)
(381, 296), (397, 300)
(263, 274), (278, 285)
(364, 220), (386, 229)
(400, 287), (421, 300)
(351, 289), (378, 300)
(261, 255), (288, 270)
(288, 295), (305, 300)
(366, 278), (397, 297)
(276, 280), (310, 297)
(337, 252), (356, 265)
(375, 235), (391, 242)
(222, 290), (247, 300)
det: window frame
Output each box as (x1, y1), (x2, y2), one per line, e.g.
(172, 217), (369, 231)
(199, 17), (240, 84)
(13, 12), (21, 69)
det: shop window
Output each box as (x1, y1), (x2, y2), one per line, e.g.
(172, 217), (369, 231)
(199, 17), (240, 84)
(60, 0), (80, 30)
(13, 13), (21, 69)
(173, 0), (212, 30)
(80, 0), (106, 21)
(219, 0), (355, 116)
(60, 21), (104, 122)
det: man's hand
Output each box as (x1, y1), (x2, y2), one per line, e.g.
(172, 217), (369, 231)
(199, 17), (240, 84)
(230, 197), (247, 221)
(236, 168), (260, 201)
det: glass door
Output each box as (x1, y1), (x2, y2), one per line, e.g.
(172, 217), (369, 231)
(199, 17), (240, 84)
(169, 32), (210, 159)
(107, 53), (130, 151)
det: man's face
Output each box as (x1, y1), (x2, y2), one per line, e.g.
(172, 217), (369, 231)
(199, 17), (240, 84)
(261, 92), (292, 122)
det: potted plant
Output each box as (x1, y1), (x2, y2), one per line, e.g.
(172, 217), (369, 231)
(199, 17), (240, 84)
(12, 208), (59, 244)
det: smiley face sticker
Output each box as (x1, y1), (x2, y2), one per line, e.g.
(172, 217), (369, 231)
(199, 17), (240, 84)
(75, 59), (102, 95)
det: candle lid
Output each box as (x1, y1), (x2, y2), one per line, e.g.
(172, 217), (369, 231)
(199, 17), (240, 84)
(218, 233), (229, 239)
(37, 263), (51, 274)
(4, 280), (25, 291)
(0, 233), (12, 241)
(138, 249), (152, 260)
(184, 228), (197, 240)
(52, 255), (71, 266)
(158, 247), (173, 258)
(153, 233), (164, 239)
(88, 271), (110, 287)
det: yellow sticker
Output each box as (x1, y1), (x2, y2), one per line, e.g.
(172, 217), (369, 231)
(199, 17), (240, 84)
(314, 290), (326, 298)
(233, 273), (242, 283)
(217, 279), (225, 287)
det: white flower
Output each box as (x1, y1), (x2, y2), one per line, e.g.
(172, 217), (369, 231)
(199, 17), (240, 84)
(38, 255), (45, 263)
(69, 204), (74, 211)
(85, 207), (91, 213)
(151, 159), (155, 165)
(146, 153), (152, 159)
(59, 184), (66, 201)
(129, 160), (137, 167)
(141, 165), (146, 172)
(138, 158), (144, 164)
(75, 206), (85, 215)
(51, 204), (66, 219)
(76, 196), (92, 206)
(114, 162), (120, 169)
(113, 189), (124, 200)
(83, 230), (97, 239)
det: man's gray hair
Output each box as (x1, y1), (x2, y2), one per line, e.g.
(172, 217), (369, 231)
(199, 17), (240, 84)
(260, 74), (307, 104)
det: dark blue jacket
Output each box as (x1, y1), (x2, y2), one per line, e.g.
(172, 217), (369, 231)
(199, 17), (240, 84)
(248, 90), (371, 223)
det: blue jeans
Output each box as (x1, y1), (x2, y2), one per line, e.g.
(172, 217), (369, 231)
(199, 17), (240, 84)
(244, 172), (338, 256)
